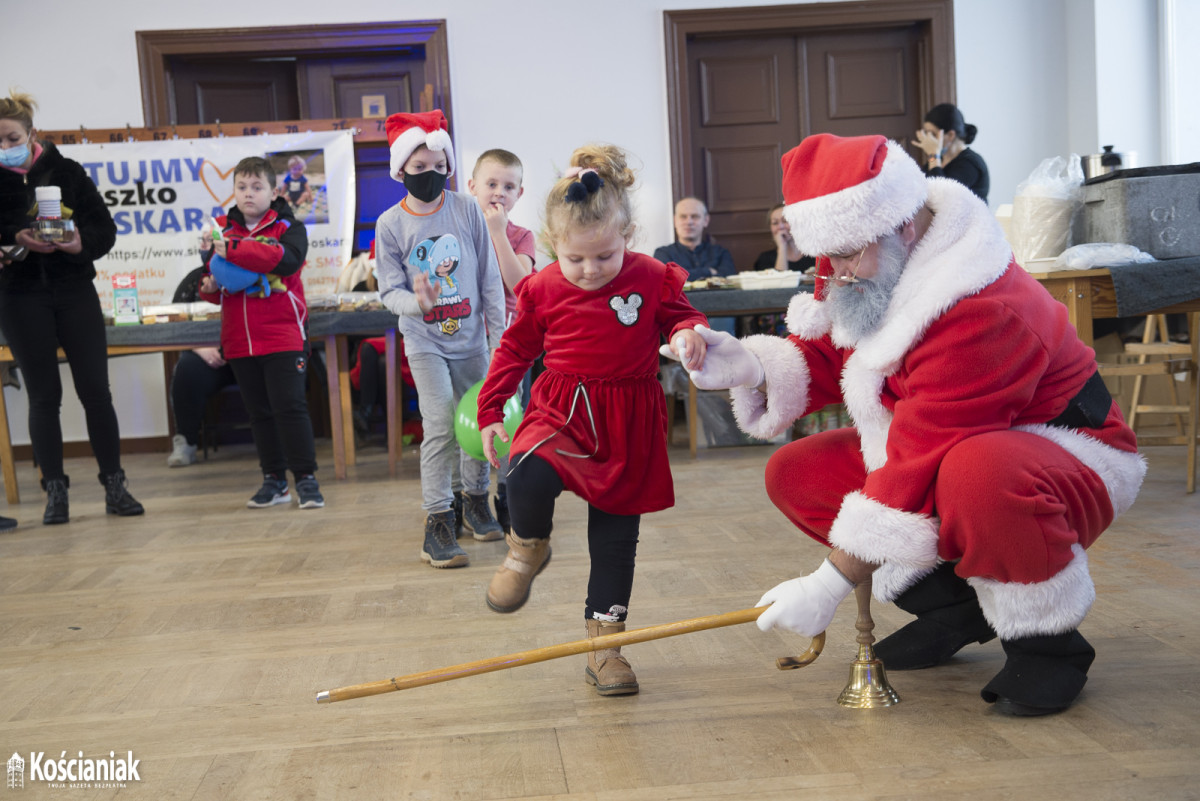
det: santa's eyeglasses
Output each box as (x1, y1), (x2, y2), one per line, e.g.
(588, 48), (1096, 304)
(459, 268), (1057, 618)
(825, 245), (867, 284)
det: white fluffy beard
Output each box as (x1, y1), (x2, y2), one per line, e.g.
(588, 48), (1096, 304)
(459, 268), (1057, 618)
(826, 234), (907, 346)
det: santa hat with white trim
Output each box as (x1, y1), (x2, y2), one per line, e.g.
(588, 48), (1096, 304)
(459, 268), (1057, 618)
(781, 133), (926, 258)
(385, 110), (455, 180)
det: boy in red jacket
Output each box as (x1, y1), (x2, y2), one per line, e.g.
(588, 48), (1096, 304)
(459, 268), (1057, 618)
(199, 156), (323, 509)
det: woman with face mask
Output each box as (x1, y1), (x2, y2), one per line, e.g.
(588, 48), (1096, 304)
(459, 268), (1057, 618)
(0, 90), (144, 526)
(911, 102), (990, 204)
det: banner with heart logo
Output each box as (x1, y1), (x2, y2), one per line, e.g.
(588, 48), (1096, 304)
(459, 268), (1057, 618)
(61, 130), (356, 312)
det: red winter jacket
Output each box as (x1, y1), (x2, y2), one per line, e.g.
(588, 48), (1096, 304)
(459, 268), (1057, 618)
(199, 198), (309, 358)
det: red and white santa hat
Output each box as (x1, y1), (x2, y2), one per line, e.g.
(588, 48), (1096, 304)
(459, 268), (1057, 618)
(385, 110), (455, 180)
(781, 133), (926, 258)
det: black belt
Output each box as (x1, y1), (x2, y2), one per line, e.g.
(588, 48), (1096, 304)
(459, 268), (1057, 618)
(1047, 370), (1111, 430)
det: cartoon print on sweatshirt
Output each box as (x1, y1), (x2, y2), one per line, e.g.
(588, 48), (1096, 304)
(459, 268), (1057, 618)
(407, 233), (471, 335)
(609, 292), (642, 326)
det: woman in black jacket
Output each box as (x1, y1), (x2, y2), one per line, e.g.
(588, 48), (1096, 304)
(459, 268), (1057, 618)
(0, 91), (143, 524)
(912, 102), (990, 204)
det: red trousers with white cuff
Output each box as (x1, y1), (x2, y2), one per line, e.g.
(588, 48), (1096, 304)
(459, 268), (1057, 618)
(764, 427), (1114, 638)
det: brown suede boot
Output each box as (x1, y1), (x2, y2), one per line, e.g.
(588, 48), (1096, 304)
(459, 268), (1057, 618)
(486, 532), (551, 613)
(585, 619), (639, 696)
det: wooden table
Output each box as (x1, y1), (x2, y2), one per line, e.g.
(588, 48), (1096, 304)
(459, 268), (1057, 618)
(0, 309), (402, 504)
(1028, 267), (1200, 347)
(1031, 266), (1200, 493)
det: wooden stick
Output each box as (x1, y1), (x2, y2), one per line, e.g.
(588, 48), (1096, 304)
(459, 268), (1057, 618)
(317, 605), (808, 704)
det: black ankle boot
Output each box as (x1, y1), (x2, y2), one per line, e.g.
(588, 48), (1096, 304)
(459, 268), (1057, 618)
(42, 475), (69, 525)
(874, 562), (996, 670)
(981, 630), (1096, 716)
(452, 491), (464, 539)
(100, 470), (145, 516)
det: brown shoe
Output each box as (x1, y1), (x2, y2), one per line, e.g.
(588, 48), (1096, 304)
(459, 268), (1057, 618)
(585, 619), (639, 696)
(486, 532), (551, 612)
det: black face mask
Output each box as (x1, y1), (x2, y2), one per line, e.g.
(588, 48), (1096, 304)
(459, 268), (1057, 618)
(403, 169), (448, 203)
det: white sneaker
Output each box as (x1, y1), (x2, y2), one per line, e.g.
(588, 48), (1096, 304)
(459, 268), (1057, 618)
(167, 434), (198, 467)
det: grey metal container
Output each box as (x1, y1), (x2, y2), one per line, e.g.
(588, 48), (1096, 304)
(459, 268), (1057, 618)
(1073, 163), (1200, 259)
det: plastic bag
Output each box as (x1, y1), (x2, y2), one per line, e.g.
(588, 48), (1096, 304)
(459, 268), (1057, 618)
(1011, 155), (1084, 267)
(1015, 155), (1085, 202)
(1053, 243), (1155, 271)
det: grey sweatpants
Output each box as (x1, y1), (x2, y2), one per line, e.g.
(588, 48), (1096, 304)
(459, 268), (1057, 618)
(407, 349), (492, 513)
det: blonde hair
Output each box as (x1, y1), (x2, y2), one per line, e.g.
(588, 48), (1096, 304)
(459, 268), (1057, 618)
(0, 89), (37, 132)
(542, 143), (637, 254)
(287, 155), (306, 169)
(472, 148), (523, 179)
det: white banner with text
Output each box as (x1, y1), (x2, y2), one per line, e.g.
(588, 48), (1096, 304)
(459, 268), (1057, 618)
(62, 130), (356, 310)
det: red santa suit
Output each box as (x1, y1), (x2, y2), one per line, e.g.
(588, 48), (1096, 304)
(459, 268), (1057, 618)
(731, 176), (1145, 640)
(478, 251), (706, 515)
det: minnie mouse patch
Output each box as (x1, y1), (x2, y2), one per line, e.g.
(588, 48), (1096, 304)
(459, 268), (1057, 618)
(608, 293), (642, 326)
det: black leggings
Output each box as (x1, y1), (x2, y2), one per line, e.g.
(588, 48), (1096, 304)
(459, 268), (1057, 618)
(0, 281), (122, 480)
(507, 452), (640, 622)
(170, 351), (237, 445)
(229, 351), (317, 477)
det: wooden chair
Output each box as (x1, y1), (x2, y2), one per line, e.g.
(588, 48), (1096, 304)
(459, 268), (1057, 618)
(1097, 312), (1199, 493)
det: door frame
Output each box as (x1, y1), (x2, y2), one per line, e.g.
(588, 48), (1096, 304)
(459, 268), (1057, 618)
(663, 0), (955, 201)
(135, 20), (452, 128)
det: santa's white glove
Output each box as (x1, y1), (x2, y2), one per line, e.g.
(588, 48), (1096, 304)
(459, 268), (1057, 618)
(755, 559), (854, 637)
(660, 324), (764, 390)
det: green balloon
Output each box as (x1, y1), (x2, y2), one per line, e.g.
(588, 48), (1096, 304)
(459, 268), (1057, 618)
(455, 380), (524, 460)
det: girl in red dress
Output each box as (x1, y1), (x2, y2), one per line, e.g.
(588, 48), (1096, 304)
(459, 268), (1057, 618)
(476, 144), (709, 695)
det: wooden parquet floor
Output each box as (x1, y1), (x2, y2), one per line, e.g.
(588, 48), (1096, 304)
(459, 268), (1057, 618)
(1, 436), (1198, 800)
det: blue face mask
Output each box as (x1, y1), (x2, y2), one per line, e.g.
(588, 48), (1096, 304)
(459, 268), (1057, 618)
(0, 144), (30, 168)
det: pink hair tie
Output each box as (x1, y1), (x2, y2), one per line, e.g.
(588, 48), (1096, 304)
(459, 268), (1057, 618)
(563, 166), (598, 179)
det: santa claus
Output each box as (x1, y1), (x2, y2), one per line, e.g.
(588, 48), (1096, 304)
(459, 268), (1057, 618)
(674, 132), (1145, 716)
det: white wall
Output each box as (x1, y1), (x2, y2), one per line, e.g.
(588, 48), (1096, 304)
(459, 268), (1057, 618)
(1065, 0), (1101, 160)
(1165, 0), (1200, 163)
(956, 0), (1072, 202)
(0, 0), (1168, 444)
(1094, 0), (1161, 167)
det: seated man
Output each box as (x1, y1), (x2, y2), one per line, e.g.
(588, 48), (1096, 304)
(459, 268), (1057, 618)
(166, 266), (238, 466)
(679, 133), (1145, 716)
(654, 197), (736, 334)
(653, 197), (736, 281)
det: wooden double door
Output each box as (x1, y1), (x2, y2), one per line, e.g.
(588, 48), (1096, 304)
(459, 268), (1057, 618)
(139, 22), (452, 254)
(169, 53), (422, 127)
(672, 3), (952, 272)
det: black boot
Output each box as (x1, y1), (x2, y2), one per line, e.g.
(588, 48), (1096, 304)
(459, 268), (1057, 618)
(981, 630), (1096, 716)
(873, 562), (996, 670)
(42, 475), (69, 525)
(100, 470), (145, 516)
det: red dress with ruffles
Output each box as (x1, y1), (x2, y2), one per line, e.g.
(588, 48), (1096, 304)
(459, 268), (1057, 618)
(477, 251), (706, 515)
